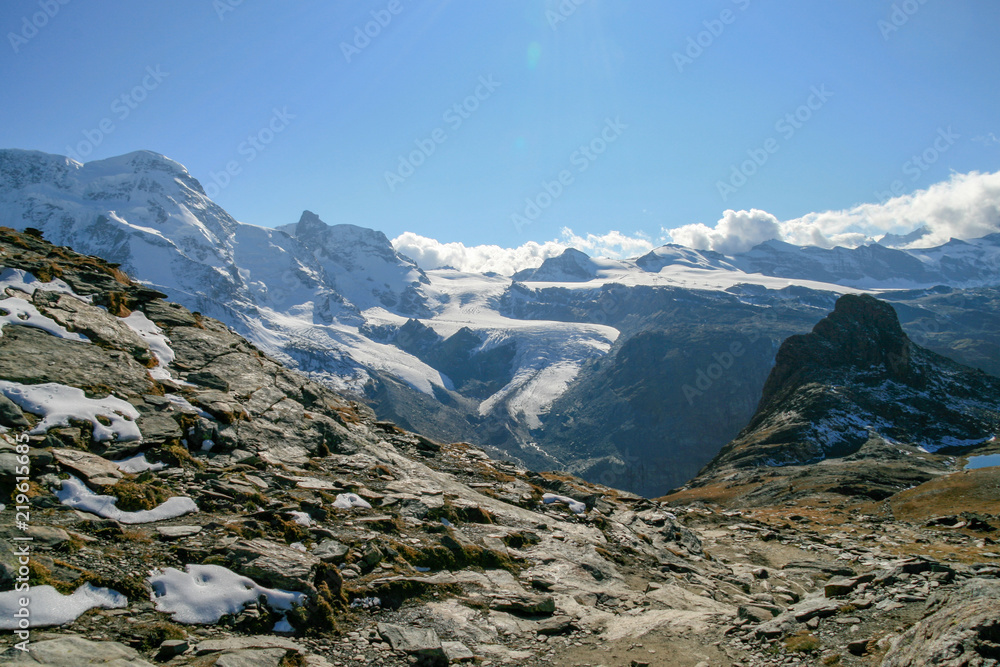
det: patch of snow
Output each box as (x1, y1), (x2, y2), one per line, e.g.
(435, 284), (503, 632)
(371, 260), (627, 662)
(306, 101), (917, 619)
(0, 267), (92, 302)
(148, 563), (307, 624)
(201, 439), (214, 451)
(113, 453), (166, 474)
(542, 492), (587, 514)
(0, 583), (126, 629)
(0, 380), (141, 442)
(55, 475), (198, 524)
(924, 434), (997, 453)
(0, 296), (89, 341)
(120, 310), (179, 381)
(331, 493), (371, 509)
(164, 394), (212, 418)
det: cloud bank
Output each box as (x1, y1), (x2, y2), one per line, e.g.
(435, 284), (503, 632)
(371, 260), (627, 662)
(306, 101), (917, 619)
(668, 209), (782, 255)
(393, 228), (654, 275)
(394, 170), (1000, 275)
(781, 170), (1000, 249)
(666, 170), (1000, 253)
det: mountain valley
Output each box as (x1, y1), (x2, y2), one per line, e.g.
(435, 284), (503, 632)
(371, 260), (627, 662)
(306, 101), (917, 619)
(0, 225), (998, 666)
(1, 149), (998, 497)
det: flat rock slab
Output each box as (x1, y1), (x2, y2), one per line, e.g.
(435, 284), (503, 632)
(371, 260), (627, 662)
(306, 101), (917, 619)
(227, 538), (319, 593)
(489, 594), (557, 616)
(156, 525), (202, 539)
(3, 635), (155, 666)
(23, 525), (71, 547)
(313, 538), (349, 562)
(275, 474), (341, 491)
(377, 622), (444, 657)
(195, 635), (305, 655)
(52, 448), (122, 487)
(213, 648), (288, 667)
(442, 641), (475, 662)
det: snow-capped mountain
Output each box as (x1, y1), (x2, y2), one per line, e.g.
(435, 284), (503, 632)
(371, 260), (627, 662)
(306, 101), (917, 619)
(1, 148), (998, 495)
(507, 237), (1000, 291)
(0, 149), (618, 461)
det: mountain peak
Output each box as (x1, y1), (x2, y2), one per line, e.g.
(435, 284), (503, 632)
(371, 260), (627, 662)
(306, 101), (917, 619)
(759, 294), (912, 416)
(294, 209), (328, 236)
(695, 293), (1000, 479)
(877, 225), (930, 248)
(511, 247), (598, 282)
(813, 292), (910, 374)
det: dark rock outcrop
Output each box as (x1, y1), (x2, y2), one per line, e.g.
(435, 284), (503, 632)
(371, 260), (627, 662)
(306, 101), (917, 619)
(702, 293), (1000, 472)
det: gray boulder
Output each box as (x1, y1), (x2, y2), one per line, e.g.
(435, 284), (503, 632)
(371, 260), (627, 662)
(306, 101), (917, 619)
(377, 623), (447, 665)
(226, 538), (320, 593)
(52, 448), (123, 487)
(880, 578), (1000, 666)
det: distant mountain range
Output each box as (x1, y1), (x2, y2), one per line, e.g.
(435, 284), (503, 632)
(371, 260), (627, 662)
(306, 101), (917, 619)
(2, 148), (998, 495)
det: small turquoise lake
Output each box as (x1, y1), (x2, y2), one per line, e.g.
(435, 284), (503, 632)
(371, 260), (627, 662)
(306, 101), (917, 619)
(965, 453), (1000, 470)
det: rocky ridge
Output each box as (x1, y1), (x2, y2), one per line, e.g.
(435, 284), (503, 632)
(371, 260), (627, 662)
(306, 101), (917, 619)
(1, 228), (999, 667)
(675, 293), (1000, 509)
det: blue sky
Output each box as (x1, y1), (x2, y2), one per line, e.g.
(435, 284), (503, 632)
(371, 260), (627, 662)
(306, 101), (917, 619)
(2, 0), (1000, 256)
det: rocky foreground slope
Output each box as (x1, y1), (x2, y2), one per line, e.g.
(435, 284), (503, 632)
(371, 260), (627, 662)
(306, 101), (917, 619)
(1, 227), (999, 667)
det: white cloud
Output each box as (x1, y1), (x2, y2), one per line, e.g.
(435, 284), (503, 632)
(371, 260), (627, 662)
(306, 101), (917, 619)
(782, 170), (1000, 249)
(397, 171), (1000, 272)
(668, 209), (781, 255)
(667, 170), (1000, 254)
(393, 228), (656, 275)
(558, 228), (656, 258)
(392, 232), (566, 275)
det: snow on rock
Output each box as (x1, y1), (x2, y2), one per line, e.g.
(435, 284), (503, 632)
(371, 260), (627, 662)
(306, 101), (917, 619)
(55, 475), (197, 524)
(164, 393), (212, 418)
(120, 310), (178, 381)
(287, 510), (312, 526)
(0, 267), (91, 302)
(113, 453), (167, 474)
(148, 564), (307, 624)
(0, 297), (89, 341)
(0, 268), (93, 341)
(542, 492), (587, 514)
(331, 493), (371, 509)
(0, 380), (141, 442)
(0, 583), (126, 629)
